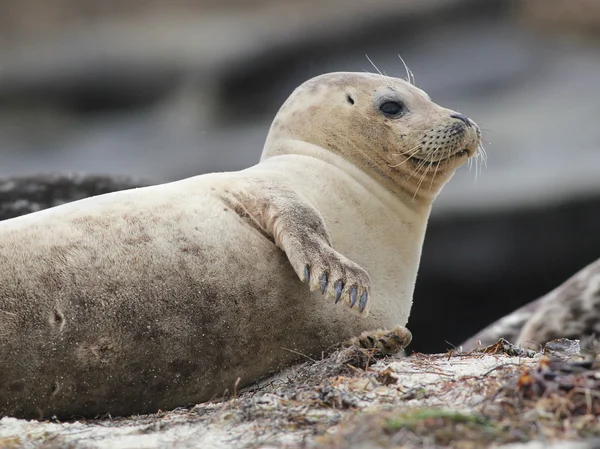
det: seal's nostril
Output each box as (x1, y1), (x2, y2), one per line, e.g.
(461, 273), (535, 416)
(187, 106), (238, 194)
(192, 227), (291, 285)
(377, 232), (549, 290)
(450, 113), (470, 126)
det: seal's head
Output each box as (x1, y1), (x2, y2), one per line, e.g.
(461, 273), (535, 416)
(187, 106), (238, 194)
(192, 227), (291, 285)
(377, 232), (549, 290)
(262, 72), (483, 205)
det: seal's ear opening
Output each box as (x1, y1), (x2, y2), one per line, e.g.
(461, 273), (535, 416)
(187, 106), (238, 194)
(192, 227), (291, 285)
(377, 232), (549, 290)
(346, 94), (355, 105)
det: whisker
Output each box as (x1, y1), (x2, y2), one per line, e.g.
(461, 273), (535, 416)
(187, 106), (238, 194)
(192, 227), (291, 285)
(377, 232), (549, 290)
(428, 149), (443, 190)
(413, 154), (433, 200)
(397, 54), (415, 85)
(393, 142), (421, 156)
(411, 151), (434, 182)
(404, 160), (424, 185)
(474, 147), (487, 184)
(389, 157), (415, 168)
(393, 143), (422, 157)
(365, 54), (393, 88)
(365, 54), (384, 76)
(475, 145), (487, 175)
(407, 157), (430, 181)
(389, 146), (422, 168)
(479, 146), (488, 167)
(398, 53), (416, 86)
(479, 151), (486, 174)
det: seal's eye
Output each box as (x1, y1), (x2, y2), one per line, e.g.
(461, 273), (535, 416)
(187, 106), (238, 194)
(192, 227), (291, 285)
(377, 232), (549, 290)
(379, 101), (405, 117)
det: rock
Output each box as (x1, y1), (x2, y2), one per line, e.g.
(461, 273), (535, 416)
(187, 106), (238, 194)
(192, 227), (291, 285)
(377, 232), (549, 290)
(409, 194), (600, 353)
(461, 257), (600, 351)
(0, 173), (152, 220)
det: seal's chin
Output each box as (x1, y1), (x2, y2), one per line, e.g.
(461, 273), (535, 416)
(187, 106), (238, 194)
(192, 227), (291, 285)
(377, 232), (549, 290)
(410, 148), (470, 166)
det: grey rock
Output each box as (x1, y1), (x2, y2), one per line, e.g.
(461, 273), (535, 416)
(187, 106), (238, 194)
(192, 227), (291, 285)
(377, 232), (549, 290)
(0, 173), (152, 221)
(410, 194), (600, 353)
(462, 256), (600, 352)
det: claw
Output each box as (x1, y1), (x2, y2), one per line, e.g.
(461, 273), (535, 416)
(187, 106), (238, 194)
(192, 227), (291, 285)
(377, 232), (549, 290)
(379, 338), (390, 351)
(304, 265), (310, 282)
(320, 272), (327, 294)
(335, 281), (344, 303)
(350, 287), (357, 308)
(359, 291), (368, 312)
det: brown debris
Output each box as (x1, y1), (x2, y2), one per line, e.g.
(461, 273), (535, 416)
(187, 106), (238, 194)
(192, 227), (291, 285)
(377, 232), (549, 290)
(471, 337), (538, 358)
(511, 355), (600, 416)
(316, 339), (600, 448)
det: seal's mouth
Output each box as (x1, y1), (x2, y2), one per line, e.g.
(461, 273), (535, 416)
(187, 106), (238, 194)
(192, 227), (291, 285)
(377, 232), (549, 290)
(410, 148), (470, 166)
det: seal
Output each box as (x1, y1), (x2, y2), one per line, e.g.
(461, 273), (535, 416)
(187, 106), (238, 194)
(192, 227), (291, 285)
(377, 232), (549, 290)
(0, 72), (482, 419)
(462, 258), (600, 351)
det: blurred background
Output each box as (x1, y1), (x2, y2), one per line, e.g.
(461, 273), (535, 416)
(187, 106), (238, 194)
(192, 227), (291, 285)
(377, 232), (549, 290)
(1, 0), (599, 353)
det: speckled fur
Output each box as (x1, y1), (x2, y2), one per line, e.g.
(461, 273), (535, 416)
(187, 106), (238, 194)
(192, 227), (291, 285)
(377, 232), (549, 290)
(462, 259), (600, 351)
(0, 72), (480, 419)
(517, 259), (600, 349)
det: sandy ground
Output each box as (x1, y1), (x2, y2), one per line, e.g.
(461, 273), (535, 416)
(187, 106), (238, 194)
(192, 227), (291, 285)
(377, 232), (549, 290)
(1, 340), (598, 449)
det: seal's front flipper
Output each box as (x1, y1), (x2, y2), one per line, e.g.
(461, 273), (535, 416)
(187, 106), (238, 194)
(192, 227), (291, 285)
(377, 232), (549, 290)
(299, 249), (371, 314)
(225, 184), (371, 315)
(345, 326), (412, 355)
(267, 191), (371, 315)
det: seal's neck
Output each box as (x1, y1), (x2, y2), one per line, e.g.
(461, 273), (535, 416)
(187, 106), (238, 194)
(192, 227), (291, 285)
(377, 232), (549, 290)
(261, 138), (447, 215)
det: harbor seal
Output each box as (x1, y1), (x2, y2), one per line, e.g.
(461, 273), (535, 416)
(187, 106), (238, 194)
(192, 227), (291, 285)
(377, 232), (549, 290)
(0, 72), (482, 419)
